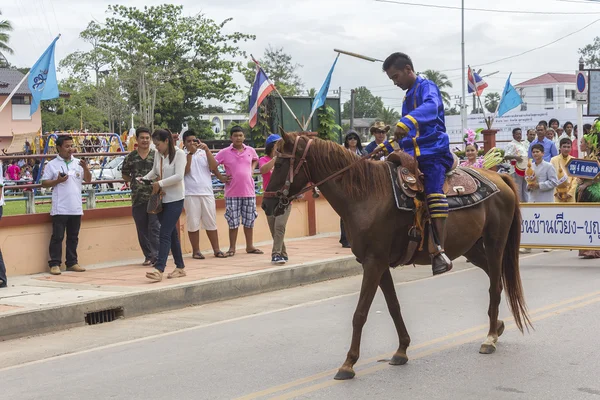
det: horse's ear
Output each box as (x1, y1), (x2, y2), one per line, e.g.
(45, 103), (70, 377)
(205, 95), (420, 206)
(280, 130), (293, 144)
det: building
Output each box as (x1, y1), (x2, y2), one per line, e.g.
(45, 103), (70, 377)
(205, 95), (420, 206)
(515, 73), (577, 111)
(341, 118), (377, 142)
(197, 113), (248, 139)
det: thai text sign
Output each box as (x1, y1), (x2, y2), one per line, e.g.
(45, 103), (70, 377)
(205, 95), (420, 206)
(565, 158), (600, 179)
(521, 204), (600, 249)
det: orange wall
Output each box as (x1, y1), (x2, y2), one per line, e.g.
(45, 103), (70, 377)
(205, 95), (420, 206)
(0, 197), (338, 276)
(0, 95), (42, 137)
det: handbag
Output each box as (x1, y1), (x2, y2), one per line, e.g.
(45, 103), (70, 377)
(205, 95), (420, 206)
(147, 157), (164, 214)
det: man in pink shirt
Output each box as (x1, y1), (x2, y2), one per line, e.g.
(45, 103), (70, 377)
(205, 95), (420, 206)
(215, 126), (263, 257)
(7, 160), (20, 181)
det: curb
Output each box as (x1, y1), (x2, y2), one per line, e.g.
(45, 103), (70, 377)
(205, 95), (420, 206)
(0, 256), (361, 341)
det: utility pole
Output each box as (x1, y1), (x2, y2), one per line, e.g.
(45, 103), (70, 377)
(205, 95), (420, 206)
(460, 0), (467, 132)
(577, 57), (585, 158)
(350, 88), (356, 130)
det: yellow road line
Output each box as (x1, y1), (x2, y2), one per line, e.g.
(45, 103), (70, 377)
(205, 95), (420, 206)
(270, 295), (600, 400)
(235, 289), (600, 400)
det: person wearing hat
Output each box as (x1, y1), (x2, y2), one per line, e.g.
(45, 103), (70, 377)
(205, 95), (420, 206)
(260, 134), (290, 264)
(365, 121), (395, 160)
(339, 130), (368, 248)
(383, 51), (455, 276)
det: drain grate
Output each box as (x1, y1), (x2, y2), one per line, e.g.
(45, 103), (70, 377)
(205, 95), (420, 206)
(85, 307), (123, 325)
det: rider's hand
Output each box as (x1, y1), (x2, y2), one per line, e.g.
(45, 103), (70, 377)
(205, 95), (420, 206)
(394, 125), (408, 140)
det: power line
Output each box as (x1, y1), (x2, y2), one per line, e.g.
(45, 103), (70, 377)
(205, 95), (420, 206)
(439, 17), (600, 72)
(375, 0), (600, 15)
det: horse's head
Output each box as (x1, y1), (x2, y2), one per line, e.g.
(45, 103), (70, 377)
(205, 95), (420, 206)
(262, 132), (314, 217)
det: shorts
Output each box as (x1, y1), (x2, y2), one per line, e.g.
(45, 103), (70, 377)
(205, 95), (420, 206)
(225, 197), (258, 229)
(184, 195), (217, 231)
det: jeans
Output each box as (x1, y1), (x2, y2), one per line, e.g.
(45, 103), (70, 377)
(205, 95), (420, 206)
(512, 173), (529, 203)
(132, 203), (160, 261)
(154, 199), (185, 273)
(49, 215), (82, 268)
(0, 206), (6, 287)
(267, 205), (291, 257)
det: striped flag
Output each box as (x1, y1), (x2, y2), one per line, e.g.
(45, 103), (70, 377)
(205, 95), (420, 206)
(467, 67), (488, 96)
(248, 64), (275, 128)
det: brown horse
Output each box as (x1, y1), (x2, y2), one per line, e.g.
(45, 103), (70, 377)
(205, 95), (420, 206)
(262, 132), (532, 380)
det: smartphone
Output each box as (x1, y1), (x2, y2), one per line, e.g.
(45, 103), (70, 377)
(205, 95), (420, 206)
(59, 172), (67, 177)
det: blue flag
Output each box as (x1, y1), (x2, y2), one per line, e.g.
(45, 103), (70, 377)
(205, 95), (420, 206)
(28, 35), (60, 116)
(497, 73), (523, 117)
(311, 54), (339, 112)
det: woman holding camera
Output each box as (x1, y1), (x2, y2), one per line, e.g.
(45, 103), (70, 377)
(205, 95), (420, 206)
(142, 129), (187, 282)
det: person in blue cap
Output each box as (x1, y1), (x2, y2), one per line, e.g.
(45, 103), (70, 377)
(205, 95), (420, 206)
(383, 51), (454, 276)
(259, 134), (291, 264)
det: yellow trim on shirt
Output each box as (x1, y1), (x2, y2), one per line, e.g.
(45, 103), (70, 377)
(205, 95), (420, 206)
(396, 122), (409, 132)
(406, 114), (418, 129)
(412, 137), (421, 156)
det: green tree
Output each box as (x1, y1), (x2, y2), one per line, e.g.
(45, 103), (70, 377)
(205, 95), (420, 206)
(421, 69), (453, 107)
(307, 87), (317, 97)
(0, 10), (13, 66)
(377, 106), (401, 126)
(484, 92), (501, 113)
(65, 4), (254, 131)
(239, 46), (303, 96)
(317, 104), (341, 141)
(445, 107), (460, 116)
(579, 37), (600, 68)
(342, 87), (384, 119)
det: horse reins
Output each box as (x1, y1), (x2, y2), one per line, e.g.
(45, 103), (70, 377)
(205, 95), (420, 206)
(263, 135), (396, 206)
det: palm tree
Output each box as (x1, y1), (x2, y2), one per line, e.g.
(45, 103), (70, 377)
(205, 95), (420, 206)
(484, 92), (501, 113)
(0, 10), (13, 65)
(421, 69), (453, 107)
(377, 106), (401, 126)
(307, 87), (317, 97)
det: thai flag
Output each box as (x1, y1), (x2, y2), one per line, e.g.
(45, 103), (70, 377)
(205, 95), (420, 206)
(248, 64), (275, 128)
(468, 67), (488, 96)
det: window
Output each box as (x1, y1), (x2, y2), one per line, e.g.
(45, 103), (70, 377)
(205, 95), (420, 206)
(11, 95), (31, 105)
(565, 89), (576, 100)
(545, 88), (554, 101)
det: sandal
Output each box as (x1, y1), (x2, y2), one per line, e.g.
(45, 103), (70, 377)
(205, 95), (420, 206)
(246, 248), (264, 255)
(214, 251), (228, 258)
(193, 252), (205, 260)
(226, 250), (236, 257)
(145, 269), (163, 282)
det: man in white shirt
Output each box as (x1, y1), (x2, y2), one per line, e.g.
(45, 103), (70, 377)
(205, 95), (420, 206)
(182, 131), (226, 259)
(0, 161), (6, 288)
(42, 136), (92, 275)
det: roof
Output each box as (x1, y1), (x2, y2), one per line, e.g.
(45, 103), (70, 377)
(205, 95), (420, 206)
(515, 73), (576, 87)
(341, 118), (377, 128)
(0, 68), (69, 97)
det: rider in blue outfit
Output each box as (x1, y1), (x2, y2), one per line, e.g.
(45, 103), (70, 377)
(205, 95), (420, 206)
(383, 52), (454, 275)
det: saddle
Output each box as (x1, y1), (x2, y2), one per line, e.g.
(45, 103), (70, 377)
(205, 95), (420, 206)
(387, 150), (478, 199)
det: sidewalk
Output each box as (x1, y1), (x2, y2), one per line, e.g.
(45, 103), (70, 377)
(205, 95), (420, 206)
(0, 235), (359, 340)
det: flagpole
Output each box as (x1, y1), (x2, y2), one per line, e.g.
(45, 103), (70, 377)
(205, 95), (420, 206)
(251, 55), (304, 131)
(0, 72), (30, 114)
(303, 53), (340, 131)
(468, 65), (490, 130)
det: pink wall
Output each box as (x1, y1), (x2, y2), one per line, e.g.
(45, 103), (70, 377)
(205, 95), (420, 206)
(0, 95), (42, 137)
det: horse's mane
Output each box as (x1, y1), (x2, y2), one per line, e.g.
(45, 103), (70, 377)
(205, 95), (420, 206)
(290, 134), (390, 200)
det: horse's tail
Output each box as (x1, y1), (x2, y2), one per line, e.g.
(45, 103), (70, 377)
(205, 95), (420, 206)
(499, 174), (532, 333)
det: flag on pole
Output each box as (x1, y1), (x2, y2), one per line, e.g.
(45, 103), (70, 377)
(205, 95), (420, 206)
(311, 54), (339, 112)
(248, 63), (276, 128)
(467, 67), (488, 96)
(497, 73), (523, 117)
(28, 35), (60, 116)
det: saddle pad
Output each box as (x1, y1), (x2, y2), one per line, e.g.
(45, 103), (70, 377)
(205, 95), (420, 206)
(386, 163), (499, 212)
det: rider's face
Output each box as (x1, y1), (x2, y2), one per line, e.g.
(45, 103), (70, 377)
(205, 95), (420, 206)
(385, 65), (412, 91)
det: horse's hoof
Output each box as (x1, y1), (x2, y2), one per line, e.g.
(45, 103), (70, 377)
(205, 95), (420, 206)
(479, 342), (497, 354)
(334, 368), (356, 380)
(497, 320), (505, 337)
(389, 354), (409, 366)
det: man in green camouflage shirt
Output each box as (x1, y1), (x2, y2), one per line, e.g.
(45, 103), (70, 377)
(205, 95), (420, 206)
(122, 127), (160, 265)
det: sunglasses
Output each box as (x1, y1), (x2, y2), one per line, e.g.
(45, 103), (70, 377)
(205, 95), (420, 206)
(348, 137), (358, 140)
(374, 130), (386, 134)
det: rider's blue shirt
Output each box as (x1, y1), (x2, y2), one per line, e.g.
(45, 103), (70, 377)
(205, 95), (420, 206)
(397, 75), (450, 158)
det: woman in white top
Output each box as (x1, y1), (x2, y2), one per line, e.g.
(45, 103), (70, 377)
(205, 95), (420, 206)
(142, 129), (187, 282)
(0, 160), (7, 287)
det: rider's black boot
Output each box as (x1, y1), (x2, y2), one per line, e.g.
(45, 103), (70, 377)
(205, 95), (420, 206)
(430, 217), (453, 275)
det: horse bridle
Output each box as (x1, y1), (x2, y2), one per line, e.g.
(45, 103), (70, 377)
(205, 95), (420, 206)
(263, 134), (315, 207)
(263, 134), (395, 208)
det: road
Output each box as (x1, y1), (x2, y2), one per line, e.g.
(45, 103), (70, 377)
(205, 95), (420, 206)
(1, 250), (600, 399)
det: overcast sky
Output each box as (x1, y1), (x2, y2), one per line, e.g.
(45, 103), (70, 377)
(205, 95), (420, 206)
(4, 0), (600, 111)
